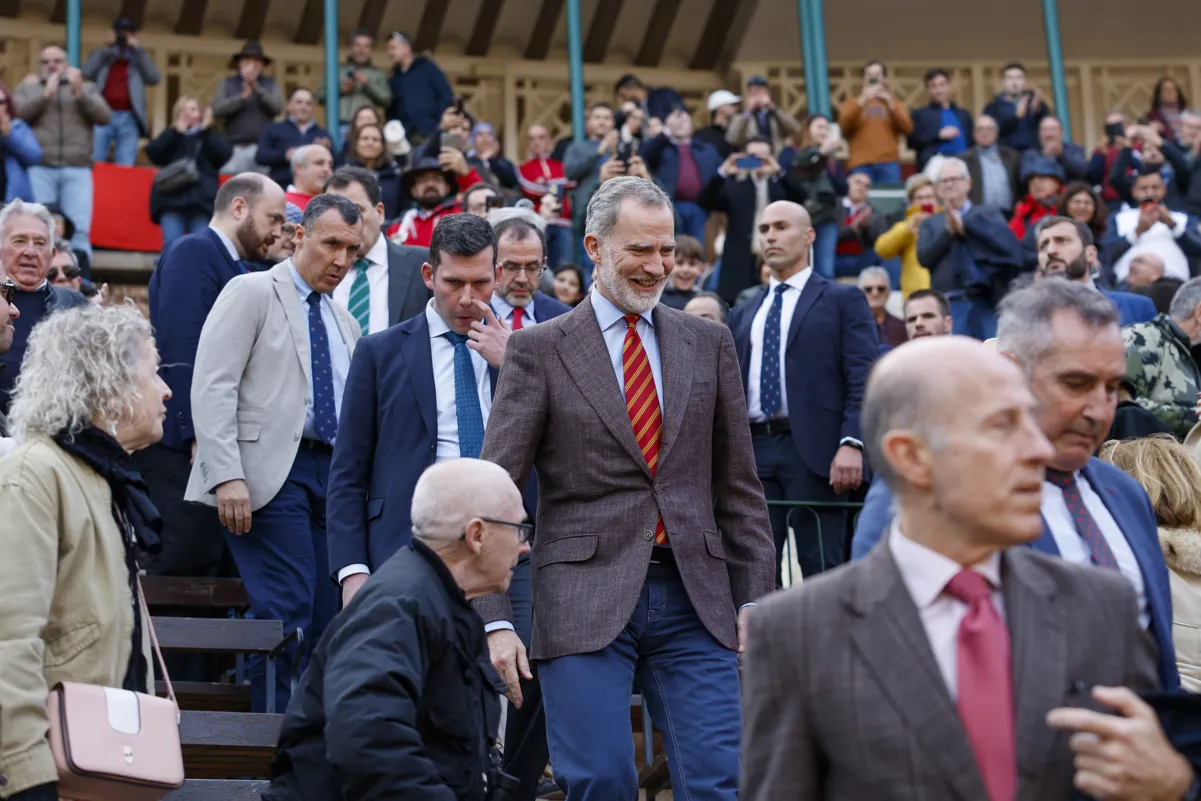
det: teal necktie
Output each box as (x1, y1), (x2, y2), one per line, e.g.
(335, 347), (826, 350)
(348, 258), (371, 335)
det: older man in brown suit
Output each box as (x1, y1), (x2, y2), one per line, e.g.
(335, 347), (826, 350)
(475, 175), (774, 801)
(741, 336), (1160, 801)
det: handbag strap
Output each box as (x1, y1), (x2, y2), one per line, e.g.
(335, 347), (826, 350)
(135, 575), (176, 707)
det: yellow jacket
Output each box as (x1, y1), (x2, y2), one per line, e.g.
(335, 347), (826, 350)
(873, 205), (932, 299)
(0, 439), (152, 797)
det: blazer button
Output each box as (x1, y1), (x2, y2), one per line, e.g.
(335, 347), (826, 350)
(293, 433), (300, 441)
(654, 483), (662, 494)
(643, 530), (653, 541)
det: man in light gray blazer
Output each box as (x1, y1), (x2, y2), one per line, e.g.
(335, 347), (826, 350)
(187, 194), (364, 712)
(741, 336), (1160, 801)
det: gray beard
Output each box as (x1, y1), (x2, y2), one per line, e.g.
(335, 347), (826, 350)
(596, 249), (664, 314)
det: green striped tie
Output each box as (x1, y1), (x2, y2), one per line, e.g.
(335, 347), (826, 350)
(348, 258), (371, 335)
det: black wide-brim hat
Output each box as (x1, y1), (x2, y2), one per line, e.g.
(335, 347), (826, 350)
(401, 156), (458, 195)
(230, 40), (273, 69)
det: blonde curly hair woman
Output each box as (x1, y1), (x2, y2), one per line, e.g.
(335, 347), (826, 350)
(0, 304), (171, 800)
(1101, 434), (1201, 692)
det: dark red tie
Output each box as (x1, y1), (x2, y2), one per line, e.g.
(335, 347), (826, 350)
(622, 315), (667, 545)
(511, 306), (524, 330)
(944, 569), (1016, 801)
(1044, 469), (1119, 569)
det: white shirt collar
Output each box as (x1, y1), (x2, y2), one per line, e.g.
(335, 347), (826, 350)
(208, 225), (240, 262)
(888, 521), (1002, 610)
(591, 287), (654, 333)
(491, 292), (530, 323)
(425, 298), (451, 339)
(365, 233), (389, 268)
(767, 267), (812, 294)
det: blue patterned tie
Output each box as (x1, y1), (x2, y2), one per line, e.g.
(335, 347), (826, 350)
(447, 332), (485, 458)
(759, 284), (789, 417)
(307, 292), (338, 444)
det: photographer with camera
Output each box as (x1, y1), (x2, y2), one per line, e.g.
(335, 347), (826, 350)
(264, 458), (527, 801)
(837, 60), (913, 184)
(81, 17), (160, 166)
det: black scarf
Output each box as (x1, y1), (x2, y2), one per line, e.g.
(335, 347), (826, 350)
(53, 425), (163, 693)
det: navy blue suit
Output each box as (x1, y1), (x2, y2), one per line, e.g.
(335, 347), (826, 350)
(727, 274), (879, 577)
(1101, 288), (1157, 327)
(850, 459), (1180, 690)
(140, 227), (243, 579)
(908, 102), (975, 171)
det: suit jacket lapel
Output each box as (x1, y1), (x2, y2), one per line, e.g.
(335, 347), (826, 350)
(270, 263), (311, 385)
(1003, 550), (1066, 800)
(205, 227), (238, 272)
(387, 243), (419, 327)
(785, 273), (826, 351)
(847, 545), (989, 801)
(733, 288), (765, 392)
(1081, 460), (1153, 580)
(557, 297), (650, 474)
(654, 307), (696, 468)
(398, 314), (437, 439)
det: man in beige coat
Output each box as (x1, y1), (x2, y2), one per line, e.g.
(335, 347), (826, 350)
(741, 336), (1160, 801)
(188, 194), (363, 712)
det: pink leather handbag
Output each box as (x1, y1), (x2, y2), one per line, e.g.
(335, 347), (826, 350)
(45, 577), (185, 800)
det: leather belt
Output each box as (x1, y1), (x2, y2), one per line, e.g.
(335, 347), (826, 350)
(648, 546), (675, 566)
(299, 438), (333, 453)
(750, 419), (792, 436)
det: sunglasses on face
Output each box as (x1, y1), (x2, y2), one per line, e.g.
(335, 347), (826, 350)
(863, 285), (889, 294)
(0, 280), (16, 305)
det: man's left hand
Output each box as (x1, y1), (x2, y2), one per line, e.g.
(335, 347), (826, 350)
(438, 146), (470, 176)
(829, 445), (863, 494)
(65, 68), (83, 95)
(1047, 686), (1194, 801)
(466, 301), (511, 368)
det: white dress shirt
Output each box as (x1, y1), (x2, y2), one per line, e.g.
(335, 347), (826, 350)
(338, 299), (495, 586)
(889, 523), (1004, 699)
(1041, 472), (1149, 628)
(209, 225), (239, 262)
(332, 233), (391, 335)
(491, 293), (536, 329)
(746, 268), (811, 422)
(286, 262), (351, 442)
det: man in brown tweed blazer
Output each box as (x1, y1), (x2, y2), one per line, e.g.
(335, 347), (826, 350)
(741, 336), (1160, 801)
(475, 176), (774, 801)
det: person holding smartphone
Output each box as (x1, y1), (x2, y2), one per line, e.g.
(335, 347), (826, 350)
(873, 173), (939, 298)
(837, 60), (912, 184)
(982, 62), (1048, 153)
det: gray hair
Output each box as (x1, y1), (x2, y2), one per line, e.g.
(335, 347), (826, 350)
(291, 144), (326, 171)
(410, 459), (518, 544)
(924, 155), (969, 184)
(0, 198), (55, 241)
(487, 206), (546, 233)
(1169, 277), (1201, 322)
(996, 279), (1119, 371)
(9, 305), (155, 441)
(857, 266), (890, 288)
(584, 176), (673, 244)
(862, 359), (942, 491)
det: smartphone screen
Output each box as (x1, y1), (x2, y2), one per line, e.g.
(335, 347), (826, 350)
(735, 156), (763, 170)
(921, 203), (936, 215)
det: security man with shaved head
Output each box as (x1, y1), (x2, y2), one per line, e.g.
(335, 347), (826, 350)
(726, 199), (879, 580)
(265, 458), (529, 801)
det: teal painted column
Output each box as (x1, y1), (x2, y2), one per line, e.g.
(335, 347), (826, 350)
(323, 0), (341, 152)
(566, 0), (586, 141)
(805, 0), (830, 116)
(796, 0), (816, 116)
(65, 0), (81, 67)
(1041, 0), (1072, 141)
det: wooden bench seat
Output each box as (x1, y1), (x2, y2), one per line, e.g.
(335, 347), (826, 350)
(142, 575), (249, 609)
(164, 779), (269, 800)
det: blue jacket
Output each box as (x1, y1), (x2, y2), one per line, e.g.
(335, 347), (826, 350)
(639, 133), (722, 200)
(327, 292), (569, 576)
(1101, 288), (1157, 327)
(386, 57), (454, 139)
(148, 228), (246, 451)
(917, 204), (1023, 296)
(850, 458), (1180, 690)
(726, 275), (879, 478)
(2, 119), (41, 203)
(255, 119), (333, 189)
(908, 103), (974, 171)
(982, 92), (1048, 152)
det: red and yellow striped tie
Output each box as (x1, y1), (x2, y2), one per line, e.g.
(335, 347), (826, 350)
(622, 314), (668, 545)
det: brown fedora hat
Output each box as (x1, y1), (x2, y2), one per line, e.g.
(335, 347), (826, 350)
(230, 40), (273, 69)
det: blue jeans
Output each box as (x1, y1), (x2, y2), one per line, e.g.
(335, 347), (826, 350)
(812, 222), (838, 279)
(28, 165), (93, 257)
(158, 210), (209, 250)
(834, 250), (878, 280)
(545, 224), (574, 271)
(224, 446), (338, 712)
(674, 200), (708, 242)
(849, 161), (902, 184)
(93, 110), (141, 166)
(538, 562), (741, 801)
(949, 296), (998, 340)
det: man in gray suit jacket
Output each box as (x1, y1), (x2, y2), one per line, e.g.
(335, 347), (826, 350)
(741, 336), (1160, 801)
(188, 194), (364, 712)
(476, 177), (775, 801)
(325, 167), (430, 332)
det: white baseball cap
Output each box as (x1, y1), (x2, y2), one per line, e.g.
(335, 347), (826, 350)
(707, 89), (741, 112)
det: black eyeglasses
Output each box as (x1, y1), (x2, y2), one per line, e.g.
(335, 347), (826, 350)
(473, 517), (533, 544)
(0, 280), (16, 305)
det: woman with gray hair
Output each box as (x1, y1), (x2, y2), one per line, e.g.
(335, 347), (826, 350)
(0, 304), (171, 801)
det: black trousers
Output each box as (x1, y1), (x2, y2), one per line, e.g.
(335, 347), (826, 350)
(503, 555), (550, 799)
(753, 432), (848, 583)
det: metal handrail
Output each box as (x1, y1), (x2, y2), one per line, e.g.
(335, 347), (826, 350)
(765, 500), (865, 585)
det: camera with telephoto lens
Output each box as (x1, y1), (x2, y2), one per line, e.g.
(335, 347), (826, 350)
(485, 747), (519, 801)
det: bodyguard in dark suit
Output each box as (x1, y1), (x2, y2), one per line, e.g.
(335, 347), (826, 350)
(264, 459), (528, 801)
(727, 200), (879, 579)
(140, 173), (285, 577)
(329, 215), (512, 607)
(325, 167), (430, 333)
(850, 280), (1180, 689)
